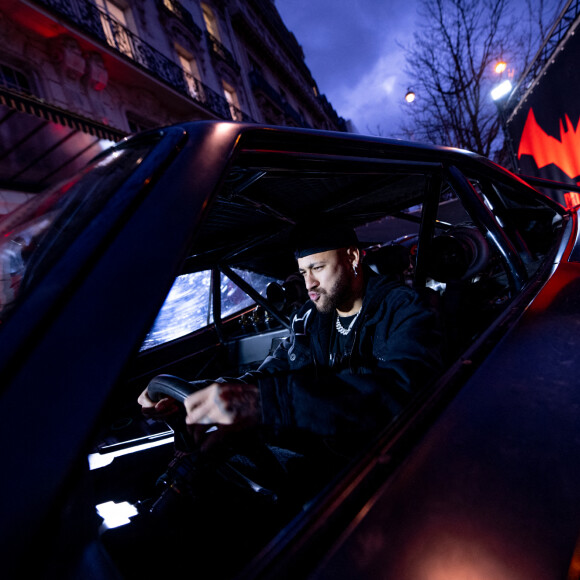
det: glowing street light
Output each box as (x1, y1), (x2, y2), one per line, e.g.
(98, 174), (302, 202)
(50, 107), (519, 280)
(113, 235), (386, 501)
(405, 89), (416, 103)
(494, 60), (507, 74)
(490, 77), (517, 170)
(491, 79), (513, 101)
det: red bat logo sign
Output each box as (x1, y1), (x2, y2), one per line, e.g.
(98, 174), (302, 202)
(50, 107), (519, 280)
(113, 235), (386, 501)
(518, 108), (580, 179)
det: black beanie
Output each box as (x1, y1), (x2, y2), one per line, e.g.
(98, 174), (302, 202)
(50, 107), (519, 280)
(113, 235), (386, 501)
(291, 221), (359, 259)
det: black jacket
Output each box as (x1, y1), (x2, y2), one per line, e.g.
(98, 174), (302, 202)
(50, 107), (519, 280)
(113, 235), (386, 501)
(248, 272), (444, 449)
(170, 273), (445, 507)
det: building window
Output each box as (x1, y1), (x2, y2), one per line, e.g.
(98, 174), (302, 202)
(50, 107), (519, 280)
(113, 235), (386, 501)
(175, 46), (201, 100)
(95, 0), (133, 58)
(161, 0), (201, 37)
(0, 64), (32, 94)
(201, 3), (220, 40)
(222, 81), (241, 121)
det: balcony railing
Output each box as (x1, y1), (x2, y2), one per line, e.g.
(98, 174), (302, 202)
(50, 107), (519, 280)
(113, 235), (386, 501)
(205, 32), (241, 73)
(249, 69), (284, 111)
(31, 0), (253, 123)
(283, 101), (308, 127)
(180, 69), (252, 122)
(249, 70), (309, 127)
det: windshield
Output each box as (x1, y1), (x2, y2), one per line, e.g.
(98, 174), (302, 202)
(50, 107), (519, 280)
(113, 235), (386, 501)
(141, 268), (279, 350)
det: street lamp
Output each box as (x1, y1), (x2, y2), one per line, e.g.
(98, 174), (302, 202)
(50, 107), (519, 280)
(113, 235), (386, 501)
(405, 88), (416, 103)
(491, 79), (513, 101)
(494, 60), (507, 74)
(490, 79), (518, 170)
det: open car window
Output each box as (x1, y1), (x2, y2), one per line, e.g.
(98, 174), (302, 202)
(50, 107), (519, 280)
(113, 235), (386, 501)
(159, 154), (565, 365)
(482, 178), (563, 275)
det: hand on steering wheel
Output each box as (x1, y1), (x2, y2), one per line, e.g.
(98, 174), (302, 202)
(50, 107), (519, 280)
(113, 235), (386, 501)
(137, 386), (180, 421)
(184, 383), (260, 425)
(144, 375), (260, 451)
(183, 382), (260, 451)
(144, 375), (284, 500)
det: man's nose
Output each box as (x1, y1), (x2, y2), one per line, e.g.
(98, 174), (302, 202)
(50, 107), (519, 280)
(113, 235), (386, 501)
(305, 272), (318, 290)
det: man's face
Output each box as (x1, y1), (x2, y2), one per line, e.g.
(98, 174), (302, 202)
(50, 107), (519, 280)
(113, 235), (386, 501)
(297, 249), (354, 313)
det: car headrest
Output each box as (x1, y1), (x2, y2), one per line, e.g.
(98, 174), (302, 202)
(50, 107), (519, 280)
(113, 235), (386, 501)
(366, 244), (411, 278)
(428, 226), (490, 282)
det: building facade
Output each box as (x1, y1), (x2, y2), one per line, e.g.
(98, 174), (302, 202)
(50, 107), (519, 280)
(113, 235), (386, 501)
(0, 0), (346, 210)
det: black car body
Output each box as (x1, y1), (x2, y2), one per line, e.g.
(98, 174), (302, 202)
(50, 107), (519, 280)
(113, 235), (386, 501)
(1, 122), (580, 579)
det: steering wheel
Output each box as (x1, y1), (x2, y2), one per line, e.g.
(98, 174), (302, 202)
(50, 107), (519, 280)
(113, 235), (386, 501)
(146, 374), (286, 503)
(147, 374), (207, 404)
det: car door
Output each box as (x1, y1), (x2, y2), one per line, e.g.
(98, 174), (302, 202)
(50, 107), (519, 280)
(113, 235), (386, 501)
(0, 122), (243, 577)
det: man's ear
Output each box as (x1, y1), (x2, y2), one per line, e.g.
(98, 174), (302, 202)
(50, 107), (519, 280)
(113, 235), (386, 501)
(346, 246), (361, 267)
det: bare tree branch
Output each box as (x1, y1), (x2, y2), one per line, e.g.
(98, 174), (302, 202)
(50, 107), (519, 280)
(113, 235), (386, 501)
(399, 0), (561, 162)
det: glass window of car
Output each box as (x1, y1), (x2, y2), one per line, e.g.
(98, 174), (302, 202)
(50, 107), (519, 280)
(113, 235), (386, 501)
(480, 178), (563, 275)
(140, 268), (279, 350)
(0, 137), (161, 322)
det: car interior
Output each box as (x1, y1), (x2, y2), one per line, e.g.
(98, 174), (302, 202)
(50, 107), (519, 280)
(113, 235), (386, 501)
(0, 121), (573, 579)
(80, 144), (564, 575)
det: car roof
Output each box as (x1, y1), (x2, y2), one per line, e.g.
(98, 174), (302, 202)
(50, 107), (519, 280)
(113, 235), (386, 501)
(172, 122), (550, 278)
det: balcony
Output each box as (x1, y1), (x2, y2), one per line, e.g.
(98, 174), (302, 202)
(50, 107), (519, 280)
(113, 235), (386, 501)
(249, 70), (309, 127)
(283, 101), (308, 127)
(31, 0), (253, 122)
(180, 70), (252, 122)
(249, 69), (284, 112)
(157, 0), (202, 39)
(205, 32), (241, 74)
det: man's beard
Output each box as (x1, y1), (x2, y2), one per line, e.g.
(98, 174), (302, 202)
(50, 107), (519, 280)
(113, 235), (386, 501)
(313, 270), (352, 314)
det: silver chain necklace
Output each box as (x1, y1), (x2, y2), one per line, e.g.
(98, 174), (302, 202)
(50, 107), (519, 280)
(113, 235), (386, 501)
(335, 310), (361, 336)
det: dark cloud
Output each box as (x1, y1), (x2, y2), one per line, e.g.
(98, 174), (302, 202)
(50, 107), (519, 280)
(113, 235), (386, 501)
(276, 0), (418, 136)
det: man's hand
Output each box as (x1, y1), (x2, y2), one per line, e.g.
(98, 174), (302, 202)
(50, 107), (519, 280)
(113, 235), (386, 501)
(138, 382), (260, 451)
(137, 386), (180, 421)
(184, 382), (261, 426)
(184, 383), (261, 451)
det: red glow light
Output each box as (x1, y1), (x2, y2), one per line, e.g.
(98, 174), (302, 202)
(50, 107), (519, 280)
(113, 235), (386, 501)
(564, 192), (580, 209)
(518, 108), (580, 179)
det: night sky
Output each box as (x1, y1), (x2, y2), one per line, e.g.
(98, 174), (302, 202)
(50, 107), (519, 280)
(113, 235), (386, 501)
(277, 0), (418, 137)
(276, 0), (567, 138)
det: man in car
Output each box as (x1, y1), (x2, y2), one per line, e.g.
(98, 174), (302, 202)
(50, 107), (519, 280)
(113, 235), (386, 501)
(139, 222), (443, 466)
(131, 222), (443, 577)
